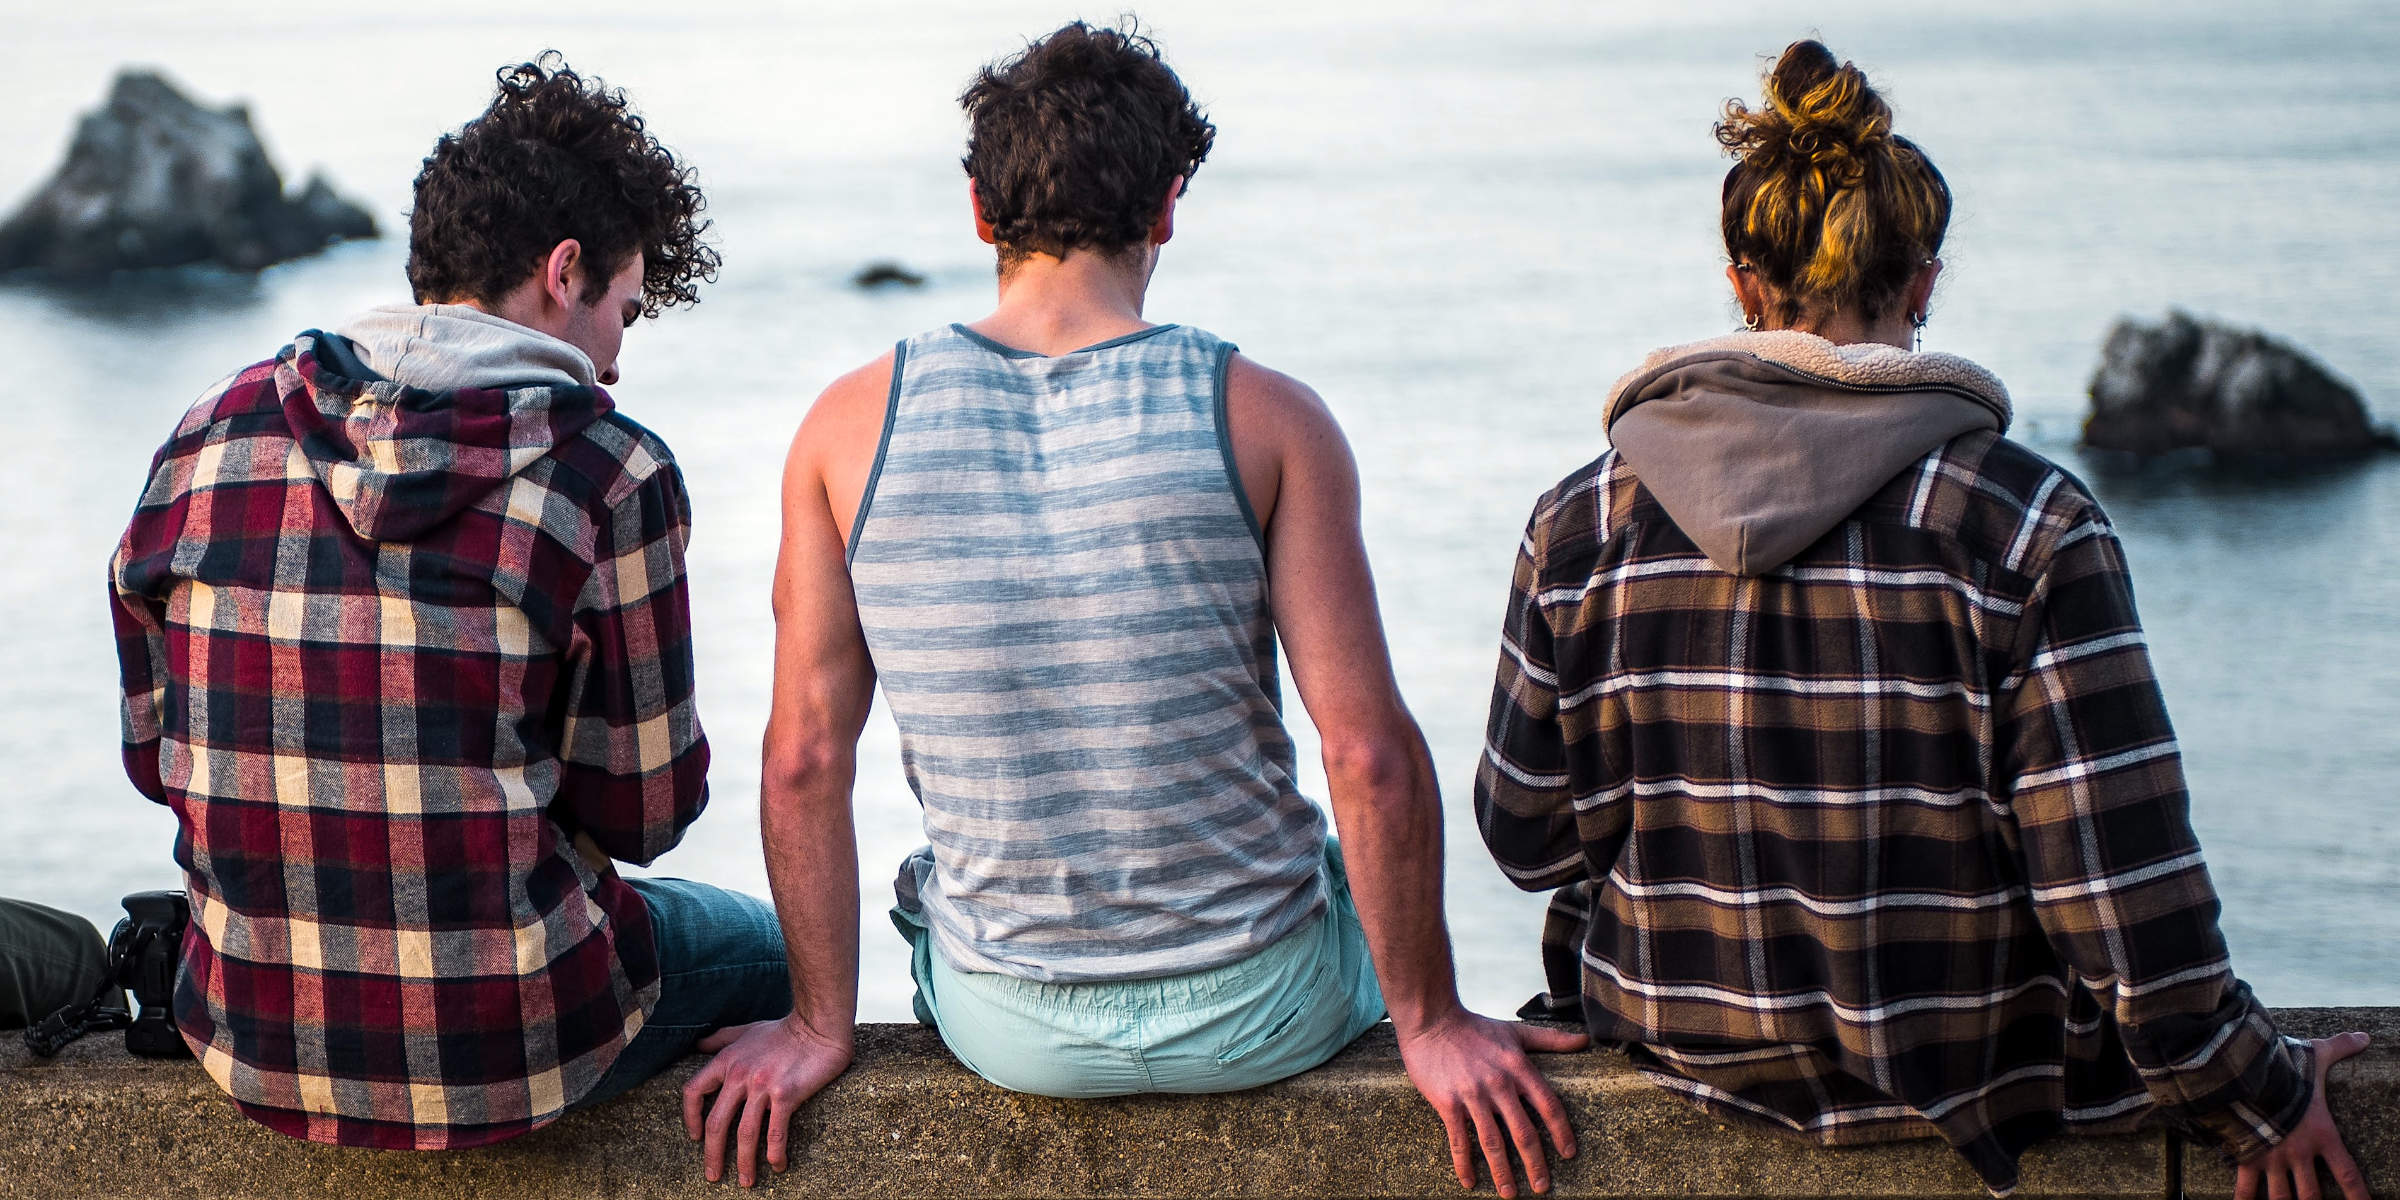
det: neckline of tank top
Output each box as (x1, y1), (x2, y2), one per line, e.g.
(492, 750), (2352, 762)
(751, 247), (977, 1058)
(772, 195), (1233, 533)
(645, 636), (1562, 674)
(947, 322), (1183, 360)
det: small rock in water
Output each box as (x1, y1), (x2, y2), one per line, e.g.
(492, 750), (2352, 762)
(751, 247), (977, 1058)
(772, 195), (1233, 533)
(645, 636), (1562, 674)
(0, 69), (378, 278)
(2083, 310), (2396, 462)
(852, 261), (927, 289)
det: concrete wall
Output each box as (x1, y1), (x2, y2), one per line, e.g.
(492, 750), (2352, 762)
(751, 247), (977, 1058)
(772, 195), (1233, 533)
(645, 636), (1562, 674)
(3, 1008), (2391, 1199)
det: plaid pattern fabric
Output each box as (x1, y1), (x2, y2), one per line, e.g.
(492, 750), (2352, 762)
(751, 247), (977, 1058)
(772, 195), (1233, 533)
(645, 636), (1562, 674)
(1477, 430), (2310, 1194)
(109, 333), (709, 1148)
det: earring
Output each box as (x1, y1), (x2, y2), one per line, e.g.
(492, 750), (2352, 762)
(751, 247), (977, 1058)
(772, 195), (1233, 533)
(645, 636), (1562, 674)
(1908, 309), (1927, 351)
(1742, 311), (1761, 332)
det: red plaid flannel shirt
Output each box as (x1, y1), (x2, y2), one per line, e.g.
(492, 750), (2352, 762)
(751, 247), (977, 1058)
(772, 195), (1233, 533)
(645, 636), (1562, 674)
(109, 332), (709, 1147)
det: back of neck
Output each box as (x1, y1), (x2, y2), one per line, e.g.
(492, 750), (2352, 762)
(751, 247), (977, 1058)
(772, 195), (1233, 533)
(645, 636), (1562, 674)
(968, 246), (1156, 356)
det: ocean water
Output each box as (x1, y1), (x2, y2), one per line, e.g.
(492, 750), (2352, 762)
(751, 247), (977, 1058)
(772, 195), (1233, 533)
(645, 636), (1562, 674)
(1, 0), (2394, 1022)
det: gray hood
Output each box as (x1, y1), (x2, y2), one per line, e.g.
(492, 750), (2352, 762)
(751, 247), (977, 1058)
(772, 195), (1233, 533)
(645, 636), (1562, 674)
(1603, 330), (2013, 575)
(277, 305), (611, 543)
(332, 302), (597, 391)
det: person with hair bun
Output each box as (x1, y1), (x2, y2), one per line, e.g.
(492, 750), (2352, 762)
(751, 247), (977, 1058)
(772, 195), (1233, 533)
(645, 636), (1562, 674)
(1476, 39), (2368, 1199)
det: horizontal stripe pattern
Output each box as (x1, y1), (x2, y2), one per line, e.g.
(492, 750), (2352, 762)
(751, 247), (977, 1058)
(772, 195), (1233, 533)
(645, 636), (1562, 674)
(1476, 429), (2310, 1193)
(852, 324), (1324, 982)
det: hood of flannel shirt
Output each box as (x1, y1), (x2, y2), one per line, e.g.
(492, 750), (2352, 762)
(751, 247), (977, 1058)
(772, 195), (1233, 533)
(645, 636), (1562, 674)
(1602, 330), (2014, 576)
(279, 304), (611, 542)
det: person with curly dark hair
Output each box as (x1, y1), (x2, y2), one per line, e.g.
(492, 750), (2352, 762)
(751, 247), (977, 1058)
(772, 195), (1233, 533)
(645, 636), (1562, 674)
(107, 55), (782, 1149)
(681, 20), (1583, 1196)
(406, 52), (718, 338)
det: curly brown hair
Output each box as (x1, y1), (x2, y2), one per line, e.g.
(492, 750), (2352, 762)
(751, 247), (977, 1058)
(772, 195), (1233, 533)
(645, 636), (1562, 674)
(1716, 40), (1949, 327)
(406, 53), (717, 318)
(961, 20), (1215, 270)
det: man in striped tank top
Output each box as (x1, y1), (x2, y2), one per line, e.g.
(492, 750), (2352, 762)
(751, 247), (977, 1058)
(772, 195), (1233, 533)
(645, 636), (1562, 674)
(682, 20), (1585, 1194)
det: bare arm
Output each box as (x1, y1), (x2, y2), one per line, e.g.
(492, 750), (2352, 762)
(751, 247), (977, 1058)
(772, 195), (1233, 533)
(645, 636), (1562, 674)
(1225, 355), (1585, 1198)
(681, 355), (891, 1188)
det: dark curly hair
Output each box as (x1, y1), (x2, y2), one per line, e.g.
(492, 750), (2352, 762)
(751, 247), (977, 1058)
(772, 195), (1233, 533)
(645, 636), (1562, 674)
(406, 53), (717, 317)
(961, 20), (1215, 270)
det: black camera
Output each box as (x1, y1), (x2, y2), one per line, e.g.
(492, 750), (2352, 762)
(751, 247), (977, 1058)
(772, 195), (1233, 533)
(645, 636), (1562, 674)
(107, 890), (193, 1059)
(23, 890), (192, 1059)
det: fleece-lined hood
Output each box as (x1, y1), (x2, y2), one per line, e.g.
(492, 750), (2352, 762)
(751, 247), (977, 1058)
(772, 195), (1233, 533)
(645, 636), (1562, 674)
(276, 304), (612, 542)
(1604, 330), (2013, 576)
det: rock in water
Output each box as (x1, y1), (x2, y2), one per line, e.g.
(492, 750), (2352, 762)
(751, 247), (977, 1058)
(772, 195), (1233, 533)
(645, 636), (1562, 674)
(2084, 310), (2394, 461)
(851, 261), (927, 289)
(0, 70), (377, 277)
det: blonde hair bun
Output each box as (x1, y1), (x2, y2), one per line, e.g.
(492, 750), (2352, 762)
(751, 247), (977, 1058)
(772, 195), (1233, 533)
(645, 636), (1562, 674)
(1719, 40), (1890, 185)
(1716, 40), (1948, 327)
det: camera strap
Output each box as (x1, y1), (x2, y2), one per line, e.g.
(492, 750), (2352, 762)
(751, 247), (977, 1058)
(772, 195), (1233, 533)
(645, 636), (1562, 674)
(21, 986), (130, 1058)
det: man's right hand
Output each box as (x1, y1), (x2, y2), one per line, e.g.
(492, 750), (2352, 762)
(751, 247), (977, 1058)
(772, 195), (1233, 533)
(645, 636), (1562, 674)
(1396, 1008), (1589, 1197)
(681, 1015), (856, 1187)
(2236, 1031), (2371, 1200)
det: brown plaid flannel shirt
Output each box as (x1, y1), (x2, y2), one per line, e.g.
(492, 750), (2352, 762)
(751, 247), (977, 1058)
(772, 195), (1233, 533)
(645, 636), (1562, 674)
(1477, 430), (2310, 1194)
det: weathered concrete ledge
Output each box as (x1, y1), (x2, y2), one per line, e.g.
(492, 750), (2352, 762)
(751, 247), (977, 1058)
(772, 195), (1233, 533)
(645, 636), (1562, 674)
(3, 1009), (2392, 1199)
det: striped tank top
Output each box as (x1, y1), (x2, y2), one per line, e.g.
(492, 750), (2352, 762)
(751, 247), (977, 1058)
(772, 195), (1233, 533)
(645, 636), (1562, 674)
(849, 322), (1329, 982)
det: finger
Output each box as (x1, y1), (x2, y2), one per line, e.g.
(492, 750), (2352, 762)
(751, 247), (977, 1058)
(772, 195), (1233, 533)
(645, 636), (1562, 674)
(736, 1085), (769, 1188)
(2269, 1157), (2297, 1200)
(767, 1093), (793, 1173)
(682, 1058), (727, 1141)
(2237, 1161), (2261, 1200)
(697, 1025), (746, 1053)
(2297, 1150), (2324, 1200)
(2327, 1140), (2370, 1200)
(1469, 1099), (1519, 1199)
(1512, 1024), (1591, 1055)
(704, 1082), (745, 1183)
(1492, 1090), (1551, 1194)
(1440, 1101), (1475, 1191)
(1514, 1066), (1578, 1161)
(2319, 1031), (2370, 1068)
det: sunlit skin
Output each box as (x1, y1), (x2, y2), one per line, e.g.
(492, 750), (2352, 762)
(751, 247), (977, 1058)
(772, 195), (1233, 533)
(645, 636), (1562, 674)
(1726, 258), (1937, 348)
(677, 181), (1591, 1196)
(1729, 259), (2375, 1200)
(449, 238), (645, 385)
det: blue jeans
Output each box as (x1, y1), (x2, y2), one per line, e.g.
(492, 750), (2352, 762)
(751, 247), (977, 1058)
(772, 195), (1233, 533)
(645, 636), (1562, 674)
(892, 840), (1387, 1097)
(575, 877), (791, 1108)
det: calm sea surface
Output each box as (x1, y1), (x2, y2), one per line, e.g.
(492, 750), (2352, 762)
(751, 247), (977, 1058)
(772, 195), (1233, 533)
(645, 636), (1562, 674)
(2, 0), (2394, 1020)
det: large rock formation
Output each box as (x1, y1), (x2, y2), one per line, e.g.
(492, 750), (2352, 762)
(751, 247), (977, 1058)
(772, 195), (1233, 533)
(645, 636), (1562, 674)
(2084, 310), (2396, 461)
(0, 70), (377, 277)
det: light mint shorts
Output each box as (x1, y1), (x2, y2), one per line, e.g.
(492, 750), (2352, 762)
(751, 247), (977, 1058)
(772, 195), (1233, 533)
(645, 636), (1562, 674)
(889, 840), (1386, 1097)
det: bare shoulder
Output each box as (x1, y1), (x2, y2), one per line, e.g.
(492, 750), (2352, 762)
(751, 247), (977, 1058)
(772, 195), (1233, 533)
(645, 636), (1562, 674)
(795, 350), (897, 455)
(785, 350), (896, 540)
(1224, 352), (1348, 457)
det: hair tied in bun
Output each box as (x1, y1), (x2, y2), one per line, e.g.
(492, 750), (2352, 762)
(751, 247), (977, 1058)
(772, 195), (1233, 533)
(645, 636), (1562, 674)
(1714, 39), (1951, 328)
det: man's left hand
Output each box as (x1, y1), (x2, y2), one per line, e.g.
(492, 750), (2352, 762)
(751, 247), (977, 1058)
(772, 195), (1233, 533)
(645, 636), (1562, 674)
(1396, 1009), (1590, 1196)
(681, 1015), (856, 1187)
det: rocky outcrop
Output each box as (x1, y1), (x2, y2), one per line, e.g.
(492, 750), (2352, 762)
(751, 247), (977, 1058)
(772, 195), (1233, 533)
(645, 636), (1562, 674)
(853, 261), (928, 288)
(0, 70), (377, 278)
(2083, 311), (2396, 461)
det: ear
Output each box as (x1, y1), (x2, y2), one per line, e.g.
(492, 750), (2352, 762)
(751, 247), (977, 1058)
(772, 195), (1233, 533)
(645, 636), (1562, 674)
(542, 239), (585, 312)
(1726, 263), (1764, 324)
(1148, 175), (1183, 247)
(1907, 258), (1943, 321)
(968, 181), (998, 246)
